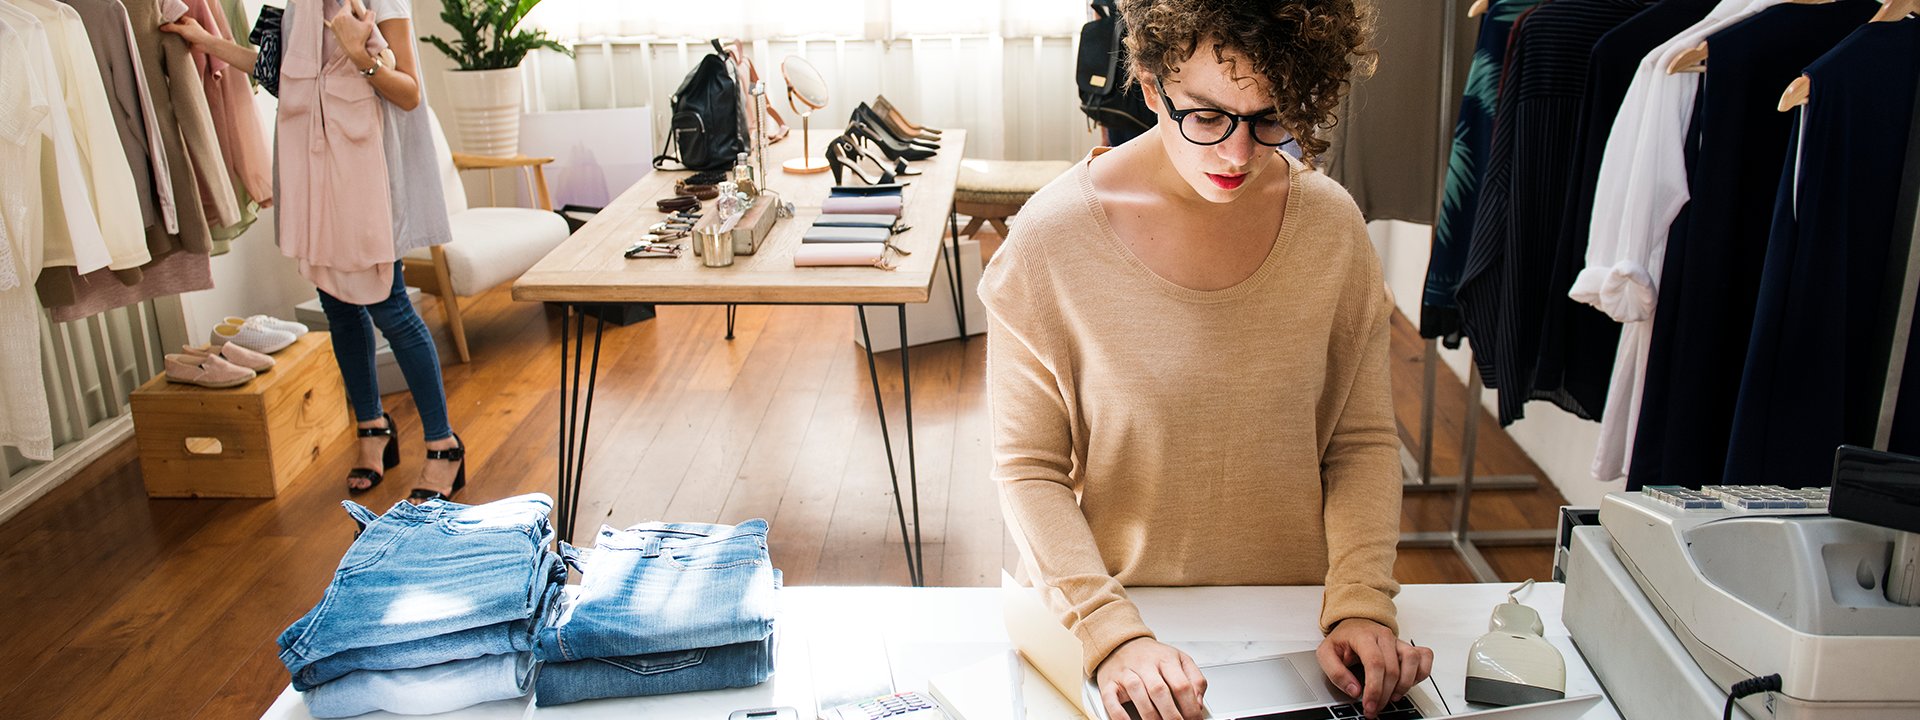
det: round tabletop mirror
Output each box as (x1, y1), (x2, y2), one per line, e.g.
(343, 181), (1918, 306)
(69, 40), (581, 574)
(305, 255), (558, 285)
(781, 56), (831, 174)
(782, 55), (829, 114)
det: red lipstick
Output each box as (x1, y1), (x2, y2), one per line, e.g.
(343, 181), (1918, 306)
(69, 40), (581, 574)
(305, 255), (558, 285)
(1207, 173), (1246, 190)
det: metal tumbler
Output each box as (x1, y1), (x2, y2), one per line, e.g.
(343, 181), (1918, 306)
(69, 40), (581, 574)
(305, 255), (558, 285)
(697, 225), (734, 268)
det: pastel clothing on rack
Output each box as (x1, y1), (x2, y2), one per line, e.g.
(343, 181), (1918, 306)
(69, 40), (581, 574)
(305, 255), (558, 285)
(55, 0), (162, 232)
(13, 0), (149, 272)
(122, 0), (222, 255)
(0, 18), (54, 460)
(981, 149), (1403, 676)
(119, 0), (177, 233)
(274, 0), (395, 304)
(184, 0), (270, 208)
(44, 241), (211, 323)
(0, 1), (112, 276)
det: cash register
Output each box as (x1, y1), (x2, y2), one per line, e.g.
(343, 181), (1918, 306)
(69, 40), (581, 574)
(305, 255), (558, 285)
(1562, 447), (1920, 720)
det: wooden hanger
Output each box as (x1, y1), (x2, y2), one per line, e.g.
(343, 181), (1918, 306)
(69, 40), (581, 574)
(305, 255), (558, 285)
(1667, 42), (1709, 74)
(1777, 1), (1916, 111)
(1872, 0), (1918, 22)
(1778, 75), (1811, 111)
(1469, 0), (1489, 18)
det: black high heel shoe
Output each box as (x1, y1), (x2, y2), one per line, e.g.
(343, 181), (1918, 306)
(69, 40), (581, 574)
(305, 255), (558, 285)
(849, 121), (935, 162)
(827, 136), (896, 185)
(409, 433), (466, 502)
(856, 105), (939, 150)
(347, 412), (400, 494)
(850, 133), (921, 177)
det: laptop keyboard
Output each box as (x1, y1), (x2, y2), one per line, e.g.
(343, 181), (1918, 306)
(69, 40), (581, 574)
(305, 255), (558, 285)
(1239, 696), (1424, 720)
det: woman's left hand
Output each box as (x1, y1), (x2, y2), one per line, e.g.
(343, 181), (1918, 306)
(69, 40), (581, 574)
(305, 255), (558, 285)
(1315, 618), (1434, 718)
(326, 0), (377, 64)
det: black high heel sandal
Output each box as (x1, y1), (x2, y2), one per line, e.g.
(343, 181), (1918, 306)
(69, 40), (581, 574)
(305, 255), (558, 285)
(347, 412), (400, 494)
(851, 134), (921, 177)
(409, 433), (466, 503)
(827, 136), (896, 186)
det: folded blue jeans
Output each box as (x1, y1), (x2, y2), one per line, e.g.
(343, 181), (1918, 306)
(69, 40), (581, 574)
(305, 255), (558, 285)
(533, 632), (777, 707)
(536, 519), (777, 662)
(280, 494), (558, 683)
(304, 651), (537, 718)
(293, 561), (565, 690)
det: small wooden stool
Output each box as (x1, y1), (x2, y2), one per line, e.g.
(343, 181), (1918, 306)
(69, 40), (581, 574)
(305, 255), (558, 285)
(955, 160), (1074, 240)
(130, 333), (351, 497)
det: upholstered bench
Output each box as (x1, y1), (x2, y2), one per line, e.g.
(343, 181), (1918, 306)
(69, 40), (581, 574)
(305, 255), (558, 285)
(954, 160), (1074, 240)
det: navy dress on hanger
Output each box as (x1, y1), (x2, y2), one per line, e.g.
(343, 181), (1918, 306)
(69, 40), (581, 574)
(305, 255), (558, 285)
(1725, 17), (1920, 488)
(1625, 0), (1880, 489)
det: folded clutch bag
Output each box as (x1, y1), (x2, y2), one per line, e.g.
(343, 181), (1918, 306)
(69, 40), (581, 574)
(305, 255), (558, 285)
(829, 184), (907, 196)
(811, 214), (898, 228)
(794, 243), (888, 267)
(821, 196), (903, 216)
(803, 226), (893, 243)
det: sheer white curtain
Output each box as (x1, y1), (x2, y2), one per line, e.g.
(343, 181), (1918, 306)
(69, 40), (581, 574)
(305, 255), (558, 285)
(518, 1), (1100, 161)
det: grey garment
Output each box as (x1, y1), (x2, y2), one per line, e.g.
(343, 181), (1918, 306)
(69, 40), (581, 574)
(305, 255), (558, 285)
(58, 0), (157, 229)
(1324, 0), (1479, 224)
(120, 0), (217, 258)
(272, 1), (451, 258)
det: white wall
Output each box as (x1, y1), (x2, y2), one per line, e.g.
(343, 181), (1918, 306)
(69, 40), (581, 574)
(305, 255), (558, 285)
(1370, 220), (1623, 509)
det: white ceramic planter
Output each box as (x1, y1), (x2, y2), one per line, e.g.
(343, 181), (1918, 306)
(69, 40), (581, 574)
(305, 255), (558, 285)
(441, 67), (524, 157)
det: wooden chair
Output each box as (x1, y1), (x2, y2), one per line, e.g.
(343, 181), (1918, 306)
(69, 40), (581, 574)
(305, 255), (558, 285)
(402, 113), (571, 363)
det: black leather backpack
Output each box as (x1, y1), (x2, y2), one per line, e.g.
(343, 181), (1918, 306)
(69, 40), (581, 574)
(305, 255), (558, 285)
(654, 40), (746, 172)
(1075, 0), (1157, 144)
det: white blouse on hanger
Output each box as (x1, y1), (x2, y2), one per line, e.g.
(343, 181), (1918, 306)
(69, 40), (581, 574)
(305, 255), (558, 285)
(1573, 0), (1784, 485)
(0, 0), (112, 276)
(12, 0), (149, 271)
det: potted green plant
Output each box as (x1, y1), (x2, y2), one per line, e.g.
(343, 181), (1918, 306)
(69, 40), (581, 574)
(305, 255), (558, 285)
(422, 0), (570, 157)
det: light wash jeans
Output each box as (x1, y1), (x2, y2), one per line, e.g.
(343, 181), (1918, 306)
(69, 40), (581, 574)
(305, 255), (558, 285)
(532, 633), (777, 707)
(279, 495), (559, 686)
(536, 519), (778, 662)
(304, 651), (536, 717)
(294, 568), (563, 690)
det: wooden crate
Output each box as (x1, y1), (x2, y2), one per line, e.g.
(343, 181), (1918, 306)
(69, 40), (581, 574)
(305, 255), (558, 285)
(130, 332), (351, 497)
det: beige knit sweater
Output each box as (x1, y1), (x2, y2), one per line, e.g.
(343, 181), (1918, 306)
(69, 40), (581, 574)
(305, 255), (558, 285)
(980, 149), (1403, 676)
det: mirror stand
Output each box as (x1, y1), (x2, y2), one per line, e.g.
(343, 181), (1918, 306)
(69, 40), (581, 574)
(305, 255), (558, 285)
(781, 109), (830, 174)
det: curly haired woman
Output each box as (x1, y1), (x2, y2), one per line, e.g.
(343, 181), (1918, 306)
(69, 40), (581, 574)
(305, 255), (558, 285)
(980, 2), (1432, 718)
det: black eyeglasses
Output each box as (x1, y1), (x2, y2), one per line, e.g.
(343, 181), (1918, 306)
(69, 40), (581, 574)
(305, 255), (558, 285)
(1155, 80), (1295, 148)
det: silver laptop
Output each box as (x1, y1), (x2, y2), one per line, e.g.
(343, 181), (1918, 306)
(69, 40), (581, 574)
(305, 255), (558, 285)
(1080, 650), (1602, 720)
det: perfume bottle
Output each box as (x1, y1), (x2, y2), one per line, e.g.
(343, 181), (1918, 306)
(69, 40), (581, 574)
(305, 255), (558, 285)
(732, 152), (758, 197)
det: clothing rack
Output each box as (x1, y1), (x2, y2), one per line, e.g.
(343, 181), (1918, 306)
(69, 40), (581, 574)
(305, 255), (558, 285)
(1396, 0), (1556, 584)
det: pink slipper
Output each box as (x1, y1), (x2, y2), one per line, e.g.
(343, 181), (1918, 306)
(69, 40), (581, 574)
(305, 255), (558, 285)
(164, 353), (257, 389)
(182, 342), (275, 373)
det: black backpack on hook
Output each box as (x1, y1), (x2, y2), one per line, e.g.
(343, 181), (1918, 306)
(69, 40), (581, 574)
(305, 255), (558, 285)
(1075, 0), (1157, 144)
(654, 40), (746, 173)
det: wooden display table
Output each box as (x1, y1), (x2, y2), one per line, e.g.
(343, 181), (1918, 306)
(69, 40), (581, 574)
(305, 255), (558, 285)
(130, 333), (350, 497)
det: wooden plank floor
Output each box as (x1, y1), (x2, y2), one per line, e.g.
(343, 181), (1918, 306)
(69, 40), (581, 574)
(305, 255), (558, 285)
(0, 239), (1567, 718)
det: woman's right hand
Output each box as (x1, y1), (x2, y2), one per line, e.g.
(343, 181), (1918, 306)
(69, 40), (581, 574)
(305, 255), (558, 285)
(1094, 637), (1208, 720)
(160, 16), (216, 51)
